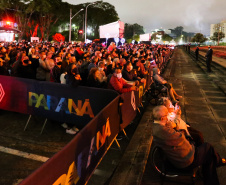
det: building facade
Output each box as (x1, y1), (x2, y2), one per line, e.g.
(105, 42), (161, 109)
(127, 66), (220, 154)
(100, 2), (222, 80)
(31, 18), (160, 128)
(210, 20), (226, 42)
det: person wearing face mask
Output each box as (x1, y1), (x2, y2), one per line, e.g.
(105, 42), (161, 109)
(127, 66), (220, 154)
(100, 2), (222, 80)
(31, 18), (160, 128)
(108, 67), (138, 94)
(97, 61), (107, 82)
(17, 56), (36, 79)
(152, 105), (226, 185)
(152, 67), (182, 104)
(50, 56), (63, 83)
(122, 61), (140, 85)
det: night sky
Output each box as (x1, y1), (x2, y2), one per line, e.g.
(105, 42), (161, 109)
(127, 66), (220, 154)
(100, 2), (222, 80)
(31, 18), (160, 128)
(65, 0), (226, 35)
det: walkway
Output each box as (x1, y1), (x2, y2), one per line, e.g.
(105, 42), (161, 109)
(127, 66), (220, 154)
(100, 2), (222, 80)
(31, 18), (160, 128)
(141, 48), (226, 185)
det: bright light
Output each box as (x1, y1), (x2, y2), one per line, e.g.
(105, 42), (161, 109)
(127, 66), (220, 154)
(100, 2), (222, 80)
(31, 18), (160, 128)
(87, 28), (92, 34)
(6, 21), (10, 25)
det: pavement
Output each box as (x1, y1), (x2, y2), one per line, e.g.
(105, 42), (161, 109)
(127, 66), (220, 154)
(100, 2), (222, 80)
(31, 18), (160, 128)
(101, 48), (226, 185)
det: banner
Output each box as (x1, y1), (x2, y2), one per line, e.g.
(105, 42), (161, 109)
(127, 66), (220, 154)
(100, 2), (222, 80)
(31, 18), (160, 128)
(19, 96), (121, 185)
(0, 76), (119, 128)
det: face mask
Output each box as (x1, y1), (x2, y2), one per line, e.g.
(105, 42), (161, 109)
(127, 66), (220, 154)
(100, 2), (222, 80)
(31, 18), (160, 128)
(99, 67), (104, 71)
(57, 62), (62, 65)
(128, 66), (133, 71)
(43, 55), (46, 59)
(23, 60), (29, 64)
(116, 73), (122, 79)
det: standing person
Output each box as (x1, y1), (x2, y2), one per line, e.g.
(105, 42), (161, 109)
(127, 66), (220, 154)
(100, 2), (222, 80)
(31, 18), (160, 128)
(205, 45), (213, 72)
(195, 46), (199, 61)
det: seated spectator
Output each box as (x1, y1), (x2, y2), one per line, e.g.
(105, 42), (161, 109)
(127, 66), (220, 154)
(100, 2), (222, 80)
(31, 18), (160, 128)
(88, 56), (98, 72)
(153, 67), (182, 104)
(152, 105), (226, 185)
(87, 67), (107, 88)
(97, 61), (107, 81)
(158, 97), (204, 147)
(108, 67), (138, 94)
(122, 61), (140, 85)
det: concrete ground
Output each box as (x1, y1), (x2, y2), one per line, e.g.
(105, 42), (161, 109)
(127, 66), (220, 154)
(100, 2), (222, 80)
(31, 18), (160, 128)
(142, 48), (226, 185)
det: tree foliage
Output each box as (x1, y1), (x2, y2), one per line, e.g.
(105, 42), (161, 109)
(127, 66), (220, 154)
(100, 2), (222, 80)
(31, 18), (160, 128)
(191, 33), (207, 43)
(124, 23), (145, 40)
(162, 34), (173, 42)
(1, 0), (119, 41)
(210, 32), (225, 42)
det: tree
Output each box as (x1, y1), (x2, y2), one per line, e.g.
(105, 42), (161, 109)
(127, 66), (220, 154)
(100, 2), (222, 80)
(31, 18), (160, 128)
(210, 32), (225, 45)
(162, 34), (173, 42)
(86, 1), (119, 39)
(171, 26), (184, 37)
(124, 23), (145, 40)
(191, 33), (207, 43)
(0, 0), (35, 41)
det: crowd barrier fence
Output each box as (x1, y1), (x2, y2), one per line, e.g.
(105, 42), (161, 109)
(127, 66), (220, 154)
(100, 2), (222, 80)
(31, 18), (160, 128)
(0, 51), (173, 185)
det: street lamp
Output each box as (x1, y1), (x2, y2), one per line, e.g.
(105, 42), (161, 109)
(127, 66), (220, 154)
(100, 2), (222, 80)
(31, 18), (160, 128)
(85, 2), (96, 43)
(69, 8), (84, 42)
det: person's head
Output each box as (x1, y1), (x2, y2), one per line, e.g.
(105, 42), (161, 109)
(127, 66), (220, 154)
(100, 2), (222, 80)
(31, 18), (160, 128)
(40, 51), (46, 60)
(208, 45), (211, 49)
(21, 56), (31, 66)
(55, 56), (62, 67)
(158, 97), (174, 113)
(47, 52), (53, 59)
(92, 56), (98, 64)
(69, 56), (76, 63)
(89, 67), (101, 81)
(98, 61), (105, 71)
(124, 61), (133, 72)
(95, 51), (102, 59)
(114, 67), (122, 79)
(153, 105), (168, 123)
(67, 63), (78, 76)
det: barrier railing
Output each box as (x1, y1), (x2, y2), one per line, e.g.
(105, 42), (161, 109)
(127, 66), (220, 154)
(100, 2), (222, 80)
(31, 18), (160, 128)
(0, 51), (173, 185)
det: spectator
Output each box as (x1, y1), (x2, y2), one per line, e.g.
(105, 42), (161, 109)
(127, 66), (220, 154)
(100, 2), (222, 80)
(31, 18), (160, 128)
(0, 58), (9, 76)
(50, 56), (63, 83)
(108, 67), (138, 94)
(152, 105), (226, 185)
(87, 67), (107, 88)
(88, 56), (98, 72)
(153, 67), (182, 104)
(17, 56), (36, 79)
(65, 63), (82, 87)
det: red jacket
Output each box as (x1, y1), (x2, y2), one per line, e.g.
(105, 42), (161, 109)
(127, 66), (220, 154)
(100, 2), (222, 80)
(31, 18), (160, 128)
(108, 75), (132, 94)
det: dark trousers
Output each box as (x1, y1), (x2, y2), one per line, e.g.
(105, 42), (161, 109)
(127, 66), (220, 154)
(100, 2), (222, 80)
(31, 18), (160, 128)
(206, 61), (212, 72)
(196, 54), (198, 60)
(186, 143), (221, 185)
(188, 127), (204, 147)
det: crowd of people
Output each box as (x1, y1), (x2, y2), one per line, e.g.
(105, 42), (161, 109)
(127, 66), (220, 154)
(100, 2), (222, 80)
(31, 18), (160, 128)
(1, 40), (224, 184)
(0, 40), (174, 134)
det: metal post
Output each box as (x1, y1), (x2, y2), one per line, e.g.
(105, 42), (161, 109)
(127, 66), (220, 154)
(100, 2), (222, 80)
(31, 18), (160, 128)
(69, 9), (72, 42)
(85, 2), (95, 43)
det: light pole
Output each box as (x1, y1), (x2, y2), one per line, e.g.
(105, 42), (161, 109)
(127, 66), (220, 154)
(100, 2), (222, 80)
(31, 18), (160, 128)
(69, 8), (84, 42)
(85, 2), (96, 43)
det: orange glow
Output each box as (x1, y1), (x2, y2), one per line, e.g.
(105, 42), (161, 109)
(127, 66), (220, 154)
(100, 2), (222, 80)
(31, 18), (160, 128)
(6, 21), (11, 25)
